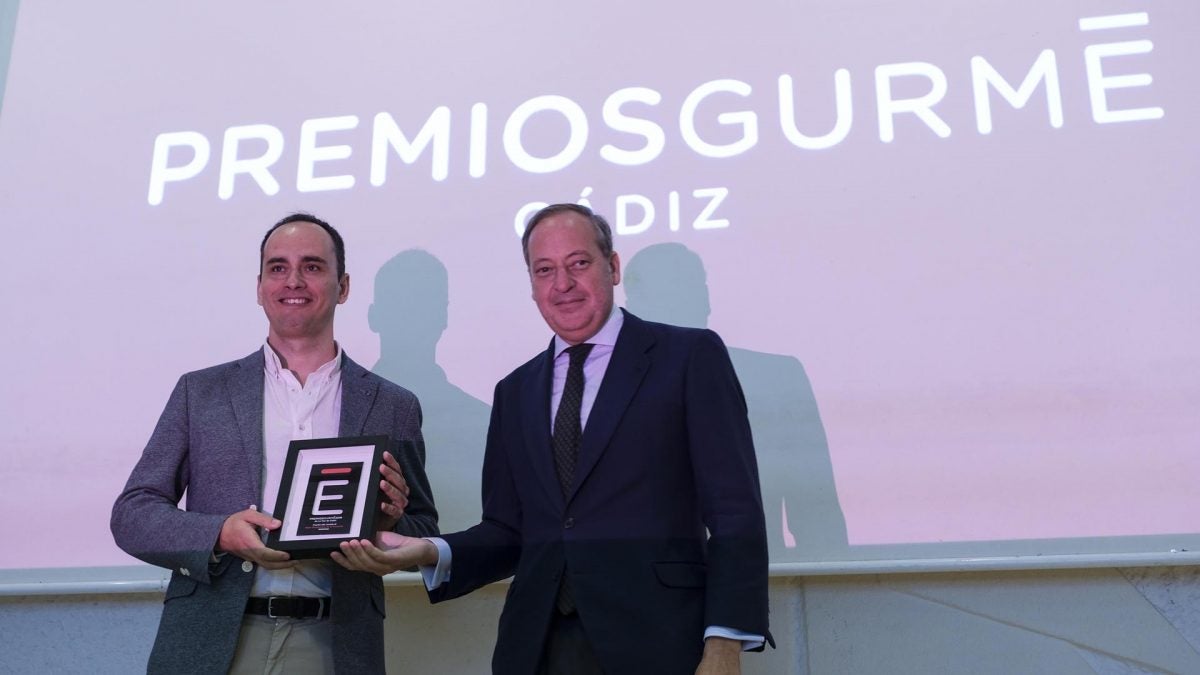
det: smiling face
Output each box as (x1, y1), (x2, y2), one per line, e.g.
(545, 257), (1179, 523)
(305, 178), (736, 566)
(257, 220), (349, 344)
(527, 211), (620, 344)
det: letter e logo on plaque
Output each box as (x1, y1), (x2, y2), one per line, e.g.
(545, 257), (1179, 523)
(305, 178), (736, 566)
(267, 435), (389, 559)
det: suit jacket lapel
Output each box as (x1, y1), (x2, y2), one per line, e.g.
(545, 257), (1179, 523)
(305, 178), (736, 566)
(522, 339), (564, 509)
(227, 350), (266, 498)
(571, 311), (652, 501)
(339, 354), (378, 437)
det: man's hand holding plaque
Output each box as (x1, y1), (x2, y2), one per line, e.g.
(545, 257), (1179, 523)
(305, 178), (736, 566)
(333, 531), (439, 575)
(218, 505), (295, 570)
(374, 450), (410, 532)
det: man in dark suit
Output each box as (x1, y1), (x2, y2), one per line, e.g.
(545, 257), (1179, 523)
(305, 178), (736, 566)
(335, 205), (770, 674)
(111, 214), (438, 674)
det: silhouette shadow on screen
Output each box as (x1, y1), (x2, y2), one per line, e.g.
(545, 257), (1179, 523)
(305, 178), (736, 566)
(369, 249), (491, 533)
(623, 243), (848, 560)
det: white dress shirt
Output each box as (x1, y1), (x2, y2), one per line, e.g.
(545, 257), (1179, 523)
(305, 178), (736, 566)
(249, 342), (343, 599)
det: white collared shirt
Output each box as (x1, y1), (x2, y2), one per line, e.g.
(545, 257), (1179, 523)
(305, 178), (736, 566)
(250, 342), (343, 598)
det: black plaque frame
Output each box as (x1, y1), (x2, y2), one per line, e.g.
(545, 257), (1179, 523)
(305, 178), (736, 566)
(266, 435), (388, 559)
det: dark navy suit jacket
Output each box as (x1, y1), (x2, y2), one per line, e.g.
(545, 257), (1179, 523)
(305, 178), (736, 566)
(433, 311), (771, 674)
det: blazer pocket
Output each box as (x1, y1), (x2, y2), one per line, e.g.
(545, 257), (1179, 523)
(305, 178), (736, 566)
(163, 575), (198, 604)
(653, 561), (707, 589)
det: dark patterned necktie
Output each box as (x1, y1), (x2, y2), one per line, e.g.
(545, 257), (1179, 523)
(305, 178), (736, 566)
(552, 342), (593, 615)
(552, 343), (594, 497)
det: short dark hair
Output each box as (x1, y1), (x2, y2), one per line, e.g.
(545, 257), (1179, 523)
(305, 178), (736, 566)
(260, 212), (346, 278)
(521, 203), (614, 266)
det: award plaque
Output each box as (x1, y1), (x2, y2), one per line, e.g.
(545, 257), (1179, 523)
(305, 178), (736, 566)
(267, 435), (388, 559)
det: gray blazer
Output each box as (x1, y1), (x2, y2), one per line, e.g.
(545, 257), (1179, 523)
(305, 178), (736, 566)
(111, 350), (438, 674)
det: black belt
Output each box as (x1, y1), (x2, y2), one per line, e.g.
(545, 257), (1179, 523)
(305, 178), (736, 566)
(245, 596), (329, 620)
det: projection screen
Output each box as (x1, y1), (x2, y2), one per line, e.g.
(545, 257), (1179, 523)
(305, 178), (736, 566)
(1, 1), (1198, 583)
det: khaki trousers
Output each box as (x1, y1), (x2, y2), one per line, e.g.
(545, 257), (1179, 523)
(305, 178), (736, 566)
(228, 614), (334, 675)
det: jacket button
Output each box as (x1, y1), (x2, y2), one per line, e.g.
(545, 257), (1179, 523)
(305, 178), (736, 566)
(179, 567), (190, 576)
(242, 560), (254, 573)
(564, 517), (575, 529)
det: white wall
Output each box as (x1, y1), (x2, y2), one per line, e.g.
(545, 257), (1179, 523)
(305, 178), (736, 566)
(3, 567), (1198, 674)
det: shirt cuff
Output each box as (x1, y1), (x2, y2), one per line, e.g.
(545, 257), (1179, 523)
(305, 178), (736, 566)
(704, 625), (765, 651)
(419, 538), (759, 650)
(418, 537), (452, 591)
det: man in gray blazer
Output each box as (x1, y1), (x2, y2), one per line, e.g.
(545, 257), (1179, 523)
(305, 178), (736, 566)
(111, 213), (438, 674)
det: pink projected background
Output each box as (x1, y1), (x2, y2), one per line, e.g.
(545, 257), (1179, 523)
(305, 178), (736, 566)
(0, 0), (1197, 570)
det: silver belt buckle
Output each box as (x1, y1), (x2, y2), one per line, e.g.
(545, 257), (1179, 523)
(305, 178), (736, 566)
(267, 596), (280, 619)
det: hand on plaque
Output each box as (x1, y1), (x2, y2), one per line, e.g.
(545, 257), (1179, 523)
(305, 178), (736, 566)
(375, 451), (410, 532)
(217, 505), (294, 570)
(331, 531), (437, 576)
